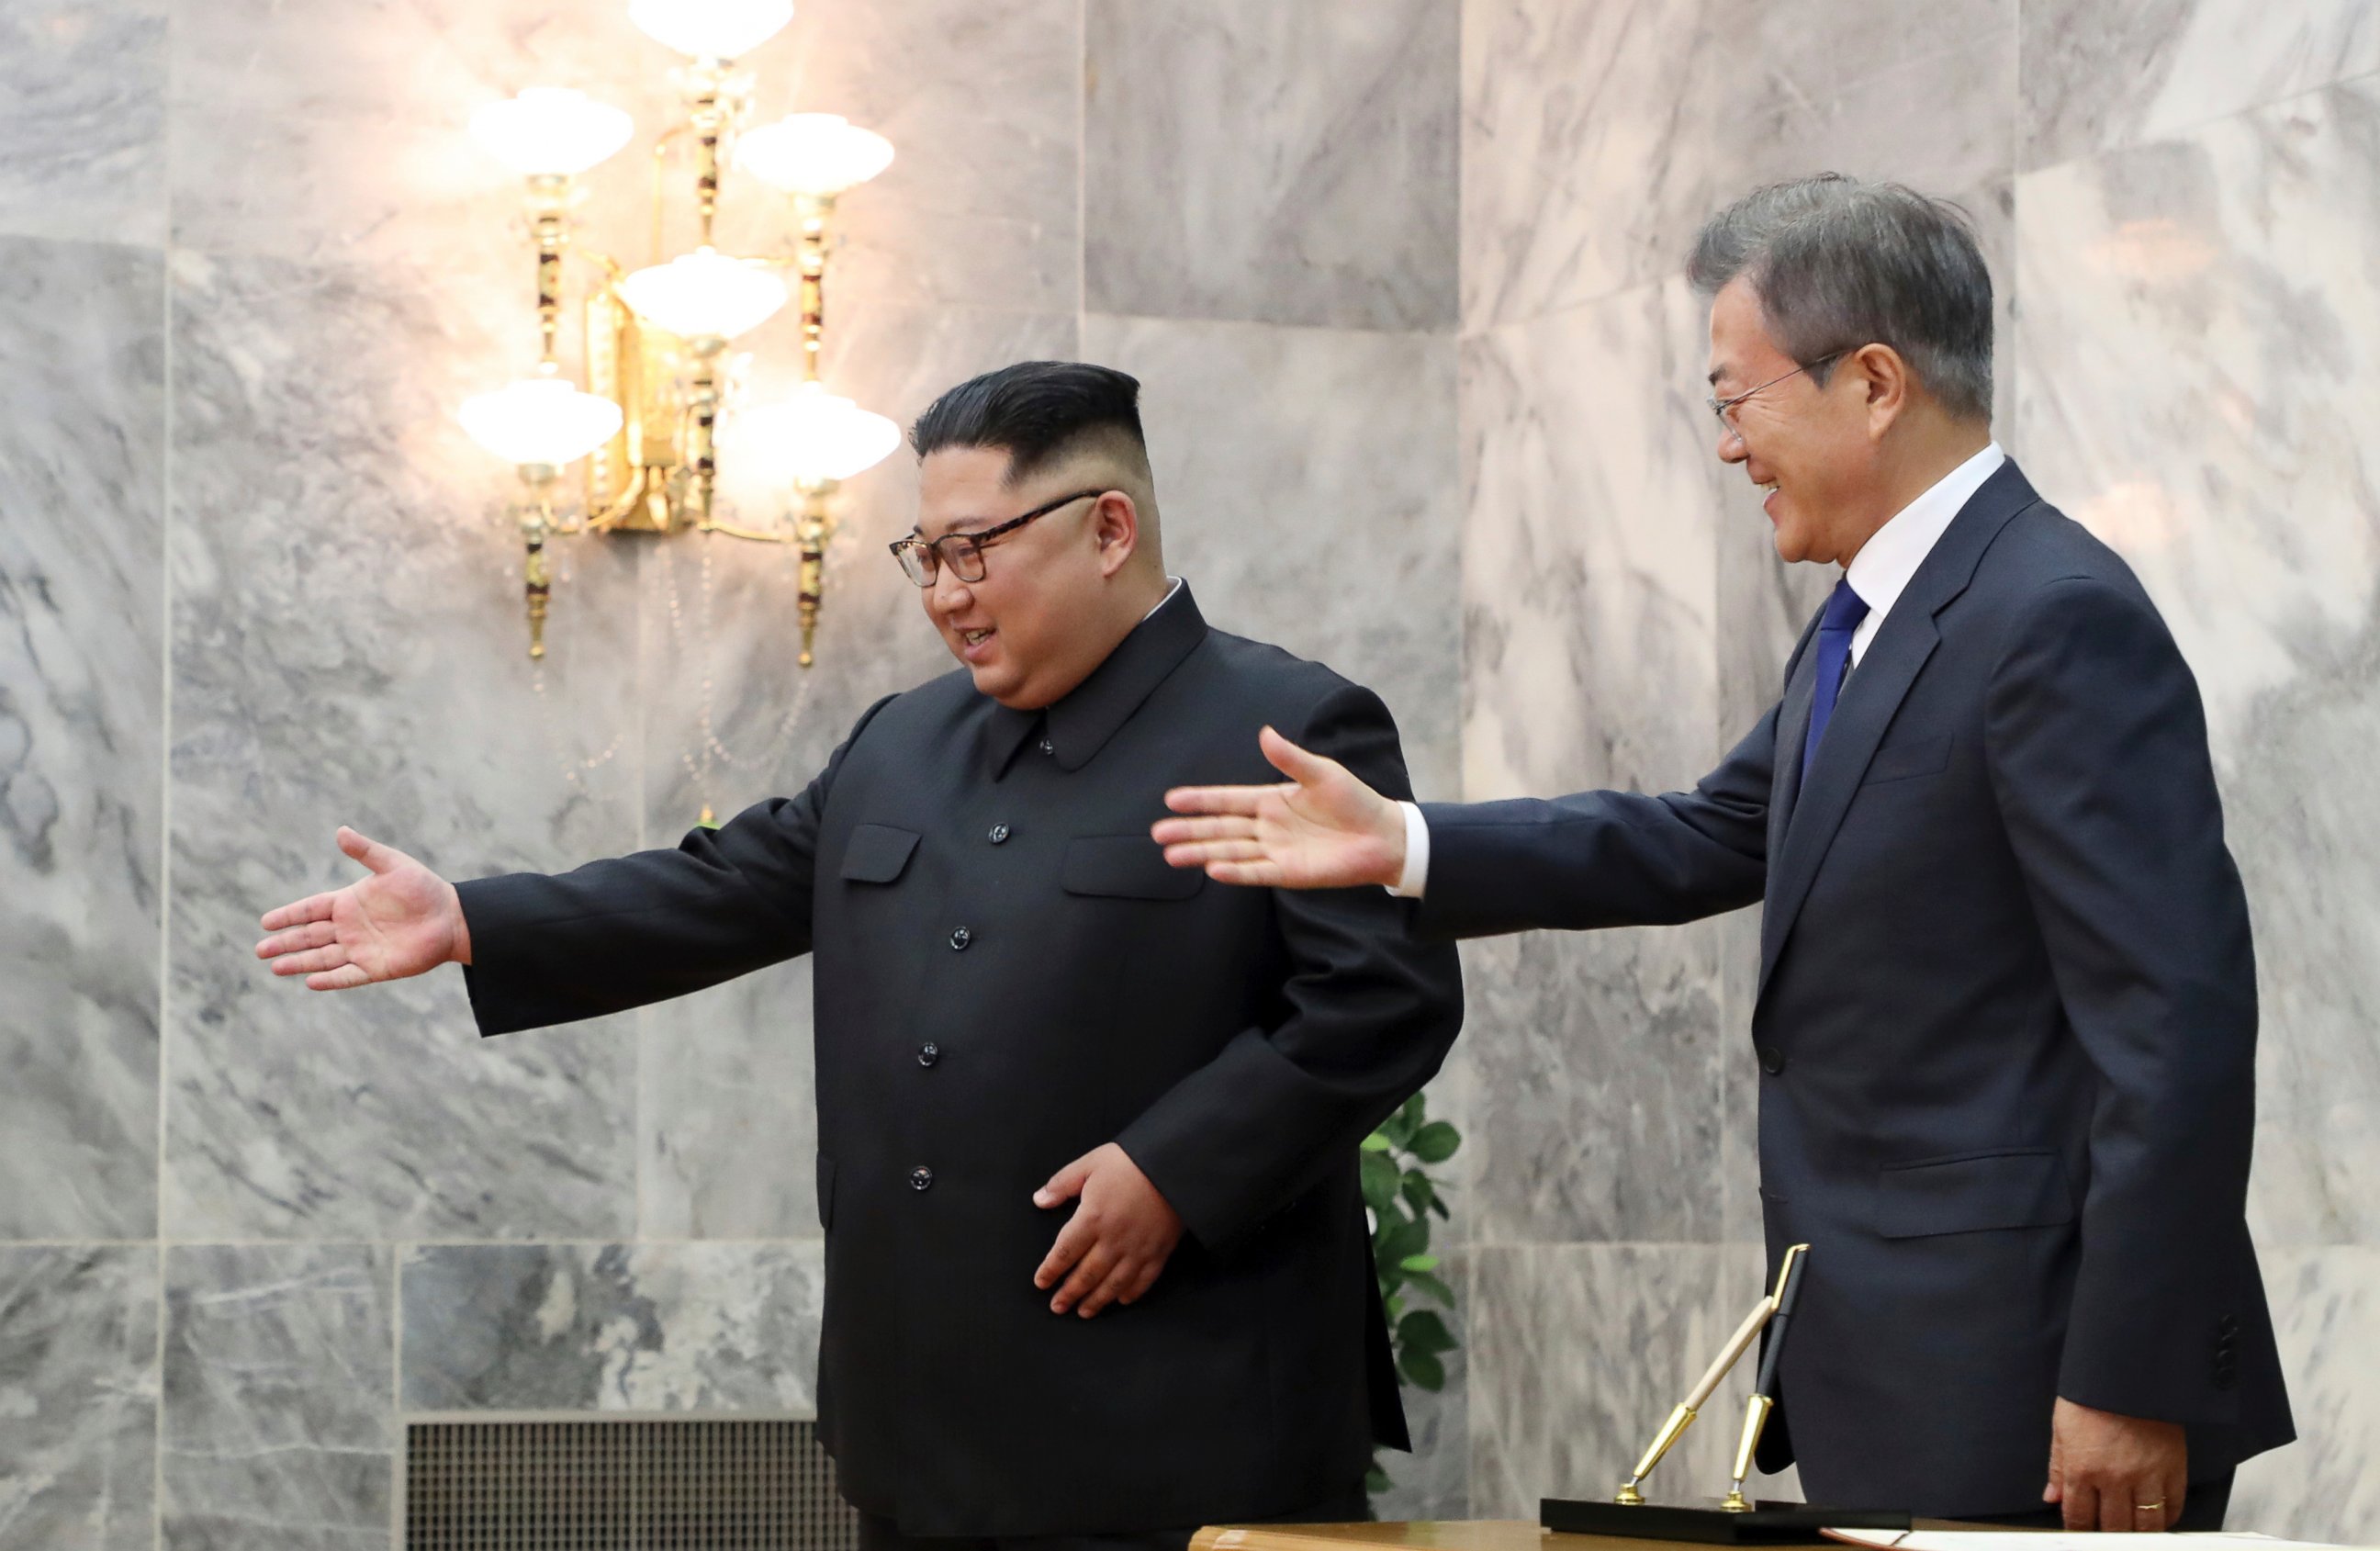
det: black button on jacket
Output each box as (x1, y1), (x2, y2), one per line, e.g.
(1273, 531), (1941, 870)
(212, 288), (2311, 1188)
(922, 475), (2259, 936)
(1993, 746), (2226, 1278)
(454, 587), (1464, 1535)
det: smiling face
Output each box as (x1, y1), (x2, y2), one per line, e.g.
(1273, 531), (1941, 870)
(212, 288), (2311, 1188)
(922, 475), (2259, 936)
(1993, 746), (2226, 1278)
(1707, 277), (1889, 567)
(911, 444), (1162, 709)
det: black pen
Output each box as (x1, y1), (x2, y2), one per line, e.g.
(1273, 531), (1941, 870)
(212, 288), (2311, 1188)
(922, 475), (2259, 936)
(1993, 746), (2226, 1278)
(1723, 1244), (1811, 1512)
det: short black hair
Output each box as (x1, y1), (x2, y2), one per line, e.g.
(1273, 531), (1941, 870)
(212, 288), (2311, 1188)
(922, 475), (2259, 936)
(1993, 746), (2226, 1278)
(910, 361), (1147, 482)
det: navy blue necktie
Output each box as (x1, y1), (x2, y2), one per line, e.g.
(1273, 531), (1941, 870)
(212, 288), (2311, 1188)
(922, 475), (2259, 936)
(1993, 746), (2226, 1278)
(1801, 577), (1870, 785)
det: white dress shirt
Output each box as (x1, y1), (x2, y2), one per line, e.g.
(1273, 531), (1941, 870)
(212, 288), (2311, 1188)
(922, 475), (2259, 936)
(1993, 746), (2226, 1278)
(1388, 443), (2006, 899)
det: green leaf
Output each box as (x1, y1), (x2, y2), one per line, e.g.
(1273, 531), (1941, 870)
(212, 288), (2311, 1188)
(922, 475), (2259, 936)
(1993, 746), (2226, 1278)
(1377, 1101), (1419, 1150)
(1359, 1132), (1393, 1152)
(1409, 1120), (1462, 1163)
(1399, 1171), (1436, 1214)
(1398, 1347), (1446, 1391)
(1366, 1461), (1393, 1495)
(1378, 1216), (1429, 1268)
(1360, 1151), (1400, 1213)
(1398, 1309), (1457, 1354)
(1428, 1194), (1452, 1220)
(1404, 1269), (1456, 1307)
(1399, 1253), (1440, 1273)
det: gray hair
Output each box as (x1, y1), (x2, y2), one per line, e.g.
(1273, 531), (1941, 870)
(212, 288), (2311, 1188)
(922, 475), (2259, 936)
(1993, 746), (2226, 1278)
(1687, 174), (1994, 423)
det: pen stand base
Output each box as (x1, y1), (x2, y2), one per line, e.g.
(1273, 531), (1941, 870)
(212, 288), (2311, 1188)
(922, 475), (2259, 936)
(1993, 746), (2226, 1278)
(1542, 1497), (1911, 1545)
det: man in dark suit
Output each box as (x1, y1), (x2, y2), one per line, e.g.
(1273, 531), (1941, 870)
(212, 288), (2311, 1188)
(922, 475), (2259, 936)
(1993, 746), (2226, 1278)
(1155, 176), (2293, 1529)
(255, 362), (1464, 1546)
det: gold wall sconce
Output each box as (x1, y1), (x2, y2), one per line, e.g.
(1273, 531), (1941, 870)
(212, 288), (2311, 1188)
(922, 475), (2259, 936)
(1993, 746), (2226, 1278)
(458, 0), (901, 664)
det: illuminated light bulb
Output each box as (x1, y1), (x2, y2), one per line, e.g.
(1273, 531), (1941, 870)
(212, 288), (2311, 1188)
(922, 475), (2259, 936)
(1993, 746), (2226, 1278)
(726, 381), (902, 485)
(460, 377), (623, 467)
(469, 88), (634, 178)
(628, 0), (794, 62)
(736, 113), (895, 198)
(618, 246), (789, 342)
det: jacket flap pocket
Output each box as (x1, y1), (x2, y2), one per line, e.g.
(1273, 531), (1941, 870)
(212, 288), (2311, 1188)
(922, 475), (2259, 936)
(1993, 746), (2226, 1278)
(839, 824), (920, 884)
(1873, 1148), (2074, 1239)
(1864, 734), (1952, 785)
(1062, 835), (1205, 901)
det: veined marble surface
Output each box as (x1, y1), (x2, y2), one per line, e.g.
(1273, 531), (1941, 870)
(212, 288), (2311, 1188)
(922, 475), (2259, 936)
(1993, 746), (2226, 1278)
(1459, 0), (2015, 331)
(0, 0), (165, 247)
(165, 247), (641, 1241)
(1082, 312), (1463, 799)
(162, 1245), (393, 1551)
(0, 1247), (158, 1551)
(400, 1242), (825, 1412)
(1086, 0), (1460, 331)
(2230, 1246), (2380, 1543)
(2013, 76), (2380, 1246)
(2020, 0), (2380, 173)
(0, 237), (164, 1241)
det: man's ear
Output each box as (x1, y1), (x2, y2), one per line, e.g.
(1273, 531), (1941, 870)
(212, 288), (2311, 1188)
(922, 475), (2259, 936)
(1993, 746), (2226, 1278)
(1091, 491), (1139, 578)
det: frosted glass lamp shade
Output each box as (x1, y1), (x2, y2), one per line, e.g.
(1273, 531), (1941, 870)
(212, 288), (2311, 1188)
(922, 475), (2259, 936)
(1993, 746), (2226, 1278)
(727, 382), (902, 485)
(470, 88), (634, 177)
(461, 377), (623, 467)
(736, 114), (894, 197)
(628, 0), (794, 61)
(618, 246), (788, 342)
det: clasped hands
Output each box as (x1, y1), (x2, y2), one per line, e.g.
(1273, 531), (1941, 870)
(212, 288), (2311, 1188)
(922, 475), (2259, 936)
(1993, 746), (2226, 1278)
(261, 831), (1181, 1319)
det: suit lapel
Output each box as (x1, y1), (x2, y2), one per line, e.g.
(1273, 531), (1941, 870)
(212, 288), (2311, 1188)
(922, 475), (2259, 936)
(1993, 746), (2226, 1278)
(1755, 459), (2044, 1000)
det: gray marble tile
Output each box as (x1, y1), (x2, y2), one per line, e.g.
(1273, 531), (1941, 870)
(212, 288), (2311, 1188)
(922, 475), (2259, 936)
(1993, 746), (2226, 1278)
(400, 1242), (825, 1413)
(0, 1246), (159, 1551)
(710, 0), (1083, 317)
(165, 247), (641, 1241)
(0, 236), (165, 1241)
(1080, 314), (1463, 798)
(2020, 0), (2380, 174)
(0, 0), (166, 246)
(1468, 1242), (1784, 1519)
(637, 306), (1080, 1239)
(2010, 77), (2380, 1245)
(1460, 0), (2015, 330)
(1085, 0), (1460, 331)
(2230, 1247), (2380, 1545)
(162, 1244), (393, 1551)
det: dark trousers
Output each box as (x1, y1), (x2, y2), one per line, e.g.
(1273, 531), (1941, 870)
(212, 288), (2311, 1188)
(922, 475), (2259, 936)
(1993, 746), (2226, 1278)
(857, 1485), (1373, 1551)
(1958, 1471), (2233, 1534)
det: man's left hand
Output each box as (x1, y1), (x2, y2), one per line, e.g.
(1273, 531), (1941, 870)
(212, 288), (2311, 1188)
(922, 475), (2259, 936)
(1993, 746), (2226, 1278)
(2044, 1396), (2188, 1532)
(1032, 1143), (1184, 1318)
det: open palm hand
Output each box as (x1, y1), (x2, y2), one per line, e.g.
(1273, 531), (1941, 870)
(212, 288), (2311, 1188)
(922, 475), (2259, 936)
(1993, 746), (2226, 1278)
(255, 827), (469, 990)
(1152, 726), (1407, 891)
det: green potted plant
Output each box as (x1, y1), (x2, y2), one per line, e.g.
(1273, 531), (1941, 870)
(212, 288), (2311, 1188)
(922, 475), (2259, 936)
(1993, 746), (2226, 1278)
(1362, 1092), (1461, 1498)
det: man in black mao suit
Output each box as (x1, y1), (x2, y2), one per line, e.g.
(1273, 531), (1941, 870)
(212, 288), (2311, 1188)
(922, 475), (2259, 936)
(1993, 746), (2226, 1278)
(256, 362), (1463, 1545)
(1158, 178), (2293, 1529)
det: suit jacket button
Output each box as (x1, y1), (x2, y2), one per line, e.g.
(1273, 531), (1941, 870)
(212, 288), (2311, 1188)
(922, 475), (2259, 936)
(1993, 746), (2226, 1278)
(988, 824), (1010, 844)
(2218, 1314), (2241, 1337)
(949, 927), (971, 950)
(1758, 1045), (1788, 1074)
(917, 1042), (940, 1068)
(1038, 738), (1054, 755)
(909, 1166), (934, 1192)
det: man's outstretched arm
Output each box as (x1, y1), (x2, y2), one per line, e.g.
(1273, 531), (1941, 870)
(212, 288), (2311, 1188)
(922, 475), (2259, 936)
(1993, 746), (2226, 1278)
(256, 826), (476, 988)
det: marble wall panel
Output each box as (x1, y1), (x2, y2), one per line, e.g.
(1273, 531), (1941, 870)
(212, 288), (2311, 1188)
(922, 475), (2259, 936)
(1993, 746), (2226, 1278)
(0, 1246), (159, 1551)
(161, 1244), (393, 1551)
(1460, 0), (2015, 331)
(0, 237), (165, 1241)
(2011, 77), (2380, 1246)
(0, 0), (166, 247)
(400, 1242), (825, 1413)
(638, 306), (1079, 1240)
(1372, 1251), (1471, 1522)
(2230, 1247), (2380, 1544)
(165, 247), (641, 1242)
(2020, 0), (2380, 173)
(1084, 0), (1460, 332)
(1079, 313), (1463, 797)
(1468, 1242), (1785, 1519)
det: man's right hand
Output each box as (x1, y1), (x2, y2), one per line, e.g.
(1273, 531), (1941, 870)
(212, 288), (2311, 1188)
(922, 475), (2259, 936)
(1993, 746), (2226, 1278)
(1152, 725), (1406, 890)
(256, 826), (471, 990)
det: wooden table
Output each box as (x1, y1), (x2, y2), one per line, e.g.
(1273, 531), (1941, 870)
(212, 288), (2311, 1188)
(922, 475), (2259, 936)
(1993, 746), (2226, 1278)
(1191, 1518), (1969, 1551)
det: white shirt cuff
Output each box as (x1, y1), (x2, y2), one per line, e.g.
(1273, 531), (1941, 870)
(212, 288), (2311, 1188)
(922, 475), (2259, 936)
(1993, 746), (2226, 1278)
(1386, 800), (1430, 899)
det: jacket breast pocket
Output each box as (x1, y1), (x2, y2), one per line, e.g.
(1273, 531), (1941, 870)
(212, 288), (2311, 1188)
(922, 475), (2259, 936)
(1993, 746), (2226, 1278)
(839, 824), (920, 884)
(1872, 1147), (2075, 1239)
(1863, 733), (1952, 785)
(1061, 835), (1205, 901)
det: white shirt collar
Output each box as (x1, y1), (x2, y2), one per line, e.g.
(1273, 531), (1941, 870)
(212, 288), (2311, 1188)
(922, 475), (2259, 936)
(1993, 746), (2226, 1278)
(1845, 443), (2004, 661)
(1141, 575), (1184, 623)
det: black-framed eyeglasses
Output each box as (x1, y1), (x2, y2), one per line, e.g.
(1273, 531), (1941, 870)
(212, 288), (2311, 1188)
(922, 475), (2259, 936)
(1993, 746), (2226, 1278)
(1706, 351), (1848, 443)
(889, 488), (1110, 588)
